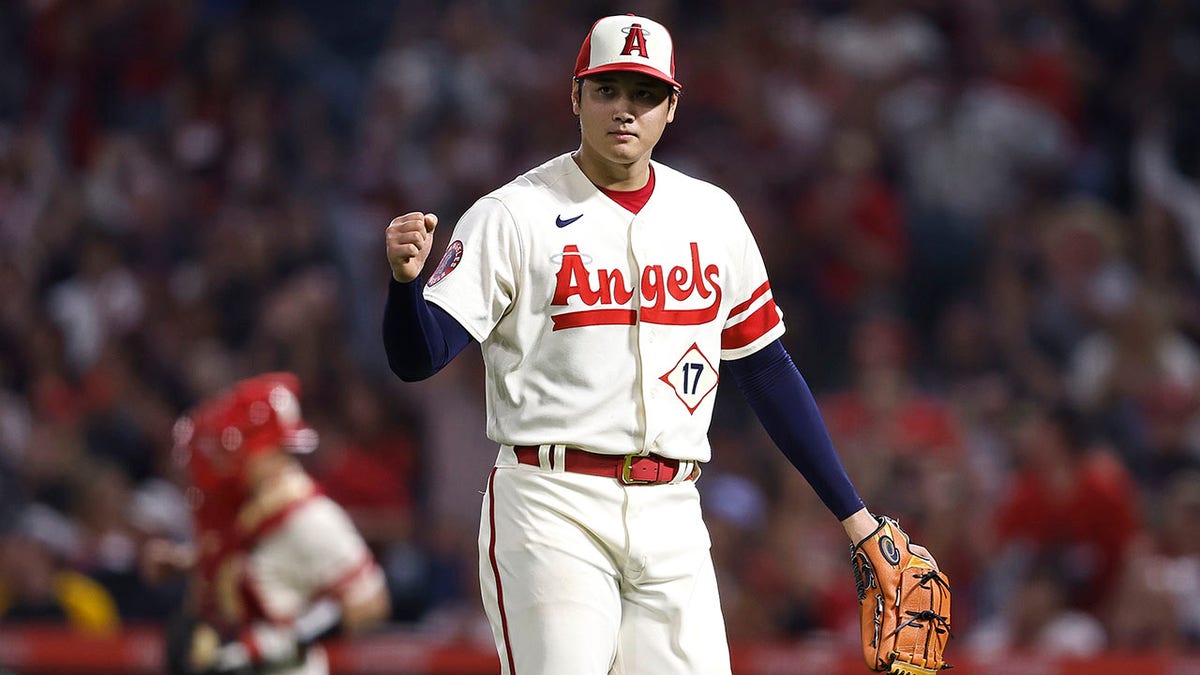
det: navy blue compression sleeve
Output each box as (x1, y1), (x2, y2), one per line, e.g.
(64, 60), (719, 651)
(382, 278), (473, 381)
(725, 339), (865, 520)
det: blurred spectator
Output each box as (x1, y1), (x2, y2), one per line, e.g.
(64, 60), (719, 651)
(821, 313), (964, 497)
(788, 127), (909, 330)
(1106, 470), (1200, 651)
(984, 4), (1083, 134)
(931, 298), (1016, 496)
(1131, 381), (1200, 489)
(311, 374), (420, 545)
(991, 405), (1140, 613)
(967, 554), (1107, 658)
(1135, 117), (1200, 285)
(1106, 552), (1188, 653)
(815, 0), (944, 84)
(0, 504), (119, 635)
(1032, 197), (1131, 368)
(1065, 0), (1158, 208)
(71, 459), (179, 621)
(1099, 468), (1200, 653)
(1066, 281), (1200, 481)
(879, 21), (1074, 331)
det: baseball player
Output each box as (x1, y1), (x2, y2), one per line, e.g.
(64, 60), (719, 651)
(383, 14), (945, 675)
(141, 372), (390, 675)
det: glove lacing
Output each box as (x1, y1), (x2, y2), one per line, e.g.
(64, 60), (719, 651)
(890, 570), (953, 640)
(891, 609), (953, 639)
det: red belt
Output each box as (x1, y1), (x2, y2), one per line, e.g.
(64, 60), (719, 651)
(514, 445), (695, 485)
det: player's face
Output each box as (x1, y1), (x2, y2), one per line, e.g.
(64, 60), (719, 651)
(572, 72), (677, 170)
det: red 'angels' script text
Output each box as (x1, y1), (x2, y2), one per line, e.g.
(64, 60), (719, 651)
(550, 243), (721, 330)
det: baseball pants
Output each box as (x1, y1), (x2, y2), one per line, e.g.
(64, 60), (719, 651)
(478, 445), (732, 675)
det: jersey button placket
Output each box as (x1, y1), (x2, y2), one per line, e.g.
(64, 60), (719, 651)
(629, 214), (654, 456)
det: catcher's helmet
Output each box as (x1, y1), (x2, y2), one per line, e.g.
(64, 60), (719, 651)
(173, 372), (318, 498)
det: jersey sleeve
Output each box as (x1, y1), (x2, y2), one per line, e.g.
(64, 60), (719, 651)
(720, 207), (786, 361)
(422, 197), (522, 343)
(246, 497), (385, 620)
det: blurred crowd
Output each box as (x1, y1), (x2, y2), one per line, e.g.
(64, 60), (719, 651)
(1, 0), (1199, 660)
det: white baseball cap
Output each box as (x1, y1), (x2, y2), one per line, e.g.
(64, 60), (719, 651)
(574, 14), (680, 89)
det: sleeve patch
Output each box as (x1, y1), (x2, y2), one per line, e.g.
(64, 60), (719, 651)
(427, 240), (464, 287)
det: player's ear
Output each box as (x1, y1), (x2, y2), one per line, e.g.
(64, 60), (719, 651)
(571, 78), (582, 116)
(666, 90), (678, 124)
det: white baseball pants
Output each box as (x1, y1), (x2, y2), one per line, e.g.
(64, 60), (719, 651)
(478, 445), (732, 674)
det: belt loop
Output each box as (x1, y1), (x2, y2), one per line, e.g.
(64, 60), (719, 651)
(552, 444), (567, 473)
(670, 460), (692, 484)
(537, 444), (552, 471)
(498, 444), (518, 467)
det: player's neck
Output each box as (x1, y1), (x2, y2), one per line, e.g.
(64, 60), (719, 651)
(571, 148), (652, 191)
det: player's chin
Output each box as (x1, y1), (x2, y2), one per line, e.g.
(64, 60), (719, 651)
(603, 141), (648, 163)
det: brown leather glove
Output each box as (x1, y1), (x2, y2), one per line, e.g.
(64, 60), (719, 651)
(851, 516), (952, 674)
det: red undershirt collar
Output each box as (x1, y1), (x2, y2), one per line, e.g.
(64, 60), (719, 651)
(596, 165), (655, 214)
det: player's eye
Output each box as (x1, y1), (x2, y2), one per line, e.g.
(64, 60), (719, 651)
(637, 88), (668, 104)
(596, 85), (614, 95)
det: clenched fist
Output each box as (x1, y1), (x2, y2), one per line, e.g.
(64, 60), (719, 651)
(385, 212), (438, 283)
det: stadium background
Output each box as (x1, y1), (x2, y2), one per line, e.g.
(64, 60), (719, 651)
(1, 0), (1199, 672)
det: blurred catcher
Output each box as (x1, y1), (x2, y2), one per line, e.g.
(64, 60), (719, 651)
(141, 372), (390, 675)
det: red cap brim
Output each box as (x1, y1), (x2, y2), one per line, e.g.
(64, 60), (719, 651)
(575, 62), (681, 89)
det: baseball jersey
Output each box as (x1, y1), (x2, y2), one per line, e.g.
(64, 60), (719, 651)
(423, 153), (785, 461)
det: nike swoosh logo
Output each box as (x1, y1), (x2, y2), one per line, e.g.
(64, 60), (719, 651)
(556, 214), (583, 228)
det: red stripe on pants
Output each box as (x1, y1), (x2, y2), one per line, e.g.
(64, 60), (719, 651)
(487, 468), (517, 674)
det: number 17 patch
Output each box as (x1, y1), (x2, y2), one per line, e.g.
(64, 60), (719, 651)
(659, 343), (718, 414)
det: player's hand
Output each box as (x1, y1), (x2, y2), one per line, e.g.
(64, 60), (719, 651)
(189, 622), (301, 674)
(386, 212), (438, 283)
(139, 539), (195, 585)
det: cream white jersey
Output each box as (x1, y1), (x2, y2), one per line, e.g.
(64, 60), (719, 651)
(424, 153), (785, 461)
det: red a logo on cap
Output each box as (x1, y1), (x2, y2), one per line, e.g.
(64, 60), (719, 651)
(621, 23), (650, 58)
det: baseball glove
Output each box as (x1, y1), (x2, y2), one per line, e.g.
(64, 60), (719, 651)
(851, 516), (951, 674)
